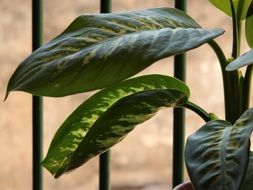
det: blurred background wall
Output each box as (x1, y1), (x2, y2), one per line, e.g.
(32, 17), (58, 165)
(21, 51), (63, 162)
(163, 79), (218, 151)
(0, 0), (252, 189)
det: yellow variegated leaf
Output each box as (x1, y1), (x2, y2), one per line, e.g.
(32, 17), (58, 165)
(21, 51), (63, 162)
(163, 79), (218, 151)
(41, 74), (189, 177)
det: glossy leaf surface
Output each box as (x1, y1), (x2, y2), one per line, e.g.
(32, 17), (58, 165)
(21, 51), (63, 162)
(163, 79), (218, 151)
(241, 152), (253, 190)
(186, 108), (253, 190)
(226, 49), (253, 71)
(6, 8), (223, 97)
(246, 1), (253, 47)
(42, 74), (189, 177)
(209, 0), (252, 20)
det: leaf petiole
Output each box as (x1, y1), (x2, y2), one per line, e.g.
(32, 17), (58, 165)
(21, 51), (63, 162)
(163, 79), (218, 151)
(181, 101), (212, 122)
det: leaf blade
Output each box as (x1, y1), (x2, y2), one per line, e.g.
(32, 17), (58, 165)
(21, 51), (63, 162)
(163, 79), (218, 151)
(241, 152), (253, 190)
(209, 0), (232, 16)
(7, 8), (223, 97)
(209, 0), (252, 20)
(246, 1), (253, 48)
(185, 108), (253, 190)
(237, 0), (252, 20)
(226, 49), (253, 71)
(41, 74), (190, 177)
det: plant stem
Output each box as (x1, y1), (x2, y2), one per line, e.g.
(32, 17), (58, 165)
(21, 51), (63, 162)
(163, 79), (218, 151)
(208, 40), (239, 123)
(229, 0), (248, 119)
(239, 72), (244, 115)
(243, 65), (253, 110)
(182, 101), (211, 122)
(229, 0), (240, 58)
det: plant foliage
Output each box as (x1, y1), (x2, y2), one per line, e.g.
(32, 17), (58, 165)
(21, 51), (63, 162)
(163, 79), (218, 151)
(6, 2), (253, 190)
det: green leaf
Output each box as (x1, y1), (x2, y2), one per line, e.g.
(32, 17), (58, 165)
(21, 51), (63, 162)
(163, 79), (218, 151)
(6, 8), (223, 97)
(41, 74), (189, 177)
(209, 0), (232, 16)
(209, 0), (252, 20)
(241, 152), (253, 190)
(226, 49), (253, 71)
(185, 108), (253, 190)
(237, 0), (252, 21)
(246, 1), (253, 48)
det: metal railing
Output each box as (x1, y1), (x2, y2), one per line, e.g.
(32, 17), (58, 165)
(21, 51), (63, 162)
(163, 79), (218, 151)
(32, 1), (43, 190)
(31, 0), (186, 189)
(173, 1), (186, 187)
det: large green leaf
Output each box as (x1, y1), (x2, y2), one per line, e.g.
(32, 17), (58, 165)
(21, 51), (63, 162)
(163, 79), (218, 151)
(246, 1), (253, 48)
(209, 0), (252, 20)
(185, 108), (253, 190)
(6, 8), (223, 97)
(241, 152), (253, 190)
(226, 49), (253, 71)
(42, 74), (189, 178)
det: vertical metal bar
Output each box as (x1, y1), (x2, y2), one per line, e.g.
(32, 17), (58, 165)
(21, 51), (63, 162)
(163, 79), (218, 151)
(32, 1), (43, 190)
(99, 2), (111, 190)
(99, 152), (111, 190)
(173, 0), (186, 187)
(100, 0), (111, 13)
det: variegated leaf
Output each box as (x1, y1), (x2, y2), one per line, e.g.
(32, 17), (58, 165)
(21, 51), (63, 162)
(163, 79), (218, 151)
(41, 74), (189, 177)
(226, 49), (253, 71)
(185, 108), (253, 190)
(6, 8), (223, 97)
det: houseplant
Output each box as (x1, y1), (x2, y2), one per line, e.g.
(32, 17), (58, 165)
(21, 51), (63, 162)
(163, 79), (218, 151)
(6, 0), (253, 189)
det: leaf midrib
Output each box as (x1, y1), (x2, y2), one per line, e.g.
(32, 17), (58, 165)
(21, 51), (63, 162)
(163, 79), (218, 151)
(220, 126), (233, 188)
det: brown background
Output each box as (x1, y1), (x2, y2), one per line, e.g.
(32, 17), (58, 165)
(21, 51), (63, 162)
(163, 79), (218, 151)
(1, 0), (252, 189)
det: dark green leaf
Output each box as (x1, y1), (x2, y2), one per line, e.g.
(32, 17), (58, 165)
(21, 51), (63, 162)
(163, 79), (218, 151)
(185, 108), (253, 190)
(246, 1), (253, 48)
(6, 8), (223, 97)
(209, 0), (252, 20)
(241, 152), (253, 190)
(41, 74), (189, 177)
(226, 49), (253, 71)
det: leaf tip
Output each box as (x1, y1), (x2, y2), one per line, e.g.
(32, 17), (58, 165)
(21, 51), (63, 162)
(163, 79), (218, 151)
(4, 83), (12, 101)
(41, 159), (57, 178)
(41, 157), (66, 178)
(215, 28), (225, 36)
(4, 91), (9, 101)
(225, 64), (234, 71)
